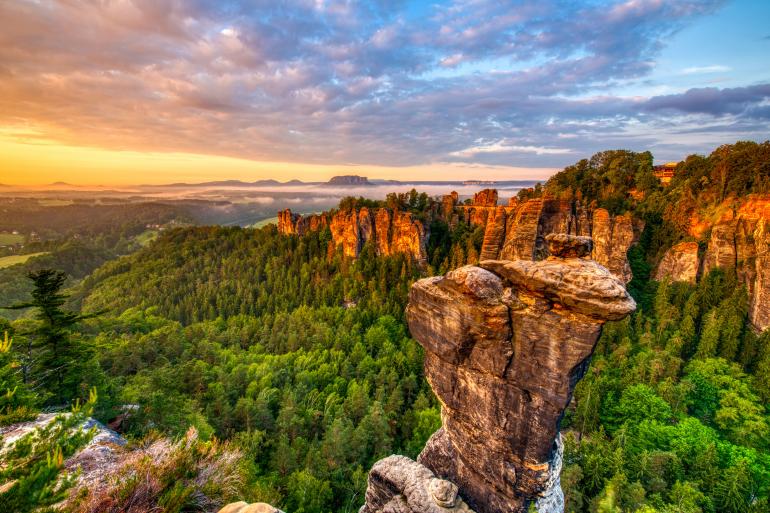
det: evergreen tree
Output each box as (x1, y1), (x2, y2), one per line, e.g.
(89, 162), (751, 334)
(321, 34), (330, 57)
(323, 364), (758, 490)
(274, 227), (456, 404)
(0, 331), (36, 426)
(694, 310), (719, 360)
(3, 269), (97, 404)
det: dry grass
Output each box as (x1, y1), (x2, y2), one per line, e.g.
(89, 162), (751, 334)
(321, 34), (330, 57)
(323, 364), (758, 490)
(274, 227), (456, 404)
(69, 428), (245, 513)
(0, 252), (48, 268)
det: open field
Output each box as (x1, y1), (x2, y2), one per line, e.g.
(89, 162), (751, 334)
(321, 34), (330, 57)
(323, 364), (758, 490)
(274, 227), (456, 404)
(0, 233), (24, 245)
(251, 216), (278, 228)
(135, 229), (159, 247)
(0, 252), (48, 268)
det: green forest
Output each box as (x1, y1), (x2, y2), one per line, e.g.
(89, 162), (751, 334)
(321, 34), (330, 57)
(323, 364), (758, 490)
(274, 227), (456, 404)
(1, 141), (769, 513)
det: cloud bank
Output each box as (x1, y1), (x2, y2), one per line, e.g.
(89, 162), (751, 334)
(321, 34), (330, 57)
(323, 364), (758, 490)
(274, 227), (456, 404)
(0, 0), (767, 171)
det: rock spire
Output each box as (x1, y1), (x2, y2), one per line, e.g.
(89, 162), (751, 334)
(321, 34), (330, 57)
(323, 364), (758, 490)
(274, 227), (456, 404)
(361, 234), (636, 513)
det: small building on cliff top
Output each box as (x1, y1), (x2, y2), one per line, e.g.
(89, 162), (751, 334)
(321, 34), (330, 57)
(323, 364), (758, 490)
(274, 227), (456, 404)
(653, 162), (678, 185)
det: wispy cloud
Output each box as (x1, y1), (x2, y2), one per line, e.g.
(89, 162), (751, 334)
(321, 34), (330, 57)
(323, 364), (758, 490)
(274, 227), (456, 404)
(680, 65), (731, 74)
(451, 142), (573, 157)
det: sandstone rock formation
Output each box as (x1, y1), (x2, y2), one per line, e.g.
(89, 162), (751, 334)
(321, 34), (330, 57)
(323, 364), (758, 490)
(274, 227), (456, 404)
(473, 189), (498, 207)
(326, 174), (371, 186)
(462, 194), (638, 283)
(360, 455), (475, 513)
(499, 198), (544, 261)
(654, 241), (699, 284)
(442, 191), (460, 219)
(360, 234), (636, 513)
(643, 196), (770, 331)
(590, 210), (634, 283)
(479, 206), (507, 260)
(390, 210), (428, 263)
(277, 209), (300, 235)
(278, 208), (428, 263)
(702, 196), (770, 330)
(280, 189), (642, 283)
(277, 209), (327, 236)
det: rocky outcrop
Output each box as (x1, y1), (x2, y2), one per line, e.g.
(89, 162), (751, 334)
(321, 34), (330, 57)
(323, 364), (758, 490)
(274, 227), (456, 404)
(473, 189), (498, 207)
(360, 456), (475, 513)
(654, 242), (699, 284)
(0, 413), (126, 493)
(374, 208), (392, 255)
(390, 210), (428, 263)
(591, 209), (634, 283)
(479, 207), (508, 261)
(281, 189), (641, 283)
(465, 194), (637, 283)
(630, 195), (770, 331)
(360, 235), (636, 513)
(326, 175), (371, 186)
(500, 198), (543, 261)
(277, 209), (327, 236)
(296, 213), (328, 235)
(442, 192), (460, 219)
(701, 197), (770, 330)
(330, 209), (366, 257)
(277, 209), (301, 235)
(278, 208), (428, 263)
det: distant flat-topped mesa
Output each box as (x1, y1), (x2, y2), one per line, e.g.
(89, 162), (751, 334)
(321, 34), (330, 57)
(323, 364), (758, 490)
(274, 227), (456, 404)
(325, 174), (372, 186)
(360, 234), (635, 513)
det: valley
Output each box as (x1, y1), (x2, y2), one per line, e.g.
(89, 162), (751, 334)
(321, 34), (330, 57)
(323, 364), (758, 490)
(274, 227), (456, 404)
(2, 141), (769, 513)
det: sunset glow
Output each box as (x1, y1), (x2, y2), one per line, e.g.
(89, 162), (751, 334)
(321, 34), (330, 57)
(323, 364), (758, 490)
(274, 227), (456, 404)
(1, 0), (768, 185)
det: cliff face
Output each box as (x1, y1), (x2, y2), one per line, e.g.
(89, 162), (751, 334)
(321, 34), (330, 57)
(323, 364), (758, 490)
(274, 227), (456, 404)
(462, 195), (638, 283)
(473, 189), (498, 207)
(362, 234), (636, 513)
(280, 190), (640, 284)
(654, 196), (770, 331)
(277, 209), (327, 236)
(654, 241), (699, 284)
(279, 207), (428, 262)
(705, 197), (770, 331)
(591, 210), (634, 283)
(277, 209), (300, 235)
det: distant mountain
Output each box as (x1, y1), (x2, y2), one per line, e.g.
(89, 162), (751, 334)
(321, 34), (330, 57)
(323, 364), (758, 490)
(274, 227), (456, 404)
(325, 175), (371, 186)
(156, 179), (307, 187)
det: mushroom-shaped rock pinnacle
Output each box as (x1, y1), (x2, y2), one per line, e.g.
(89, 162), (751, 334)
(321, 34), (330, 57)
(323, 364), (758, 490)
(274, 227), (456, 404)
(480, 258), (636, 321)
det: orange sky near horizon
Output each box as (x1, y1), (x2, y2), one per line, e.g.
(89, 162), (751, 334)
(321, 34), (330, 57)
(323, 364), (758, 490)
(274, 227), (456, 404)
(0, 134), (557, 186)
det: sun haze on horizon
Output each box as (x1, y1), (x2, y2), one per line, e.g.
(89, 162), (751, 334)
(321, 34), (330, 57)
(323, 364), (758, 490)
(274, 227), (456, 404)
(0, 0), (768, 185)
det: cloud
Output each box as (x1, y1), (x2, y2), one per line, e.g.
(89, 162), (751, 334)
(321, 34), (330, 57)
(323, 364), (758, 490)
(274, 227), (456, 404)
(451, 142), (573, 157)
(644, 84), (770, 115)
(0, 0), (765, 173)
(680, 65), (731, 74)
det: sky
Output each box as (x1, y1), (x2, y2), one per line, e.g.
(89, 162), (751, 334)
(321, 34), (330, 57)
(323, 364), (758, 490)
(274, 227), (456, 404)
(0, 0), (768, 185)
